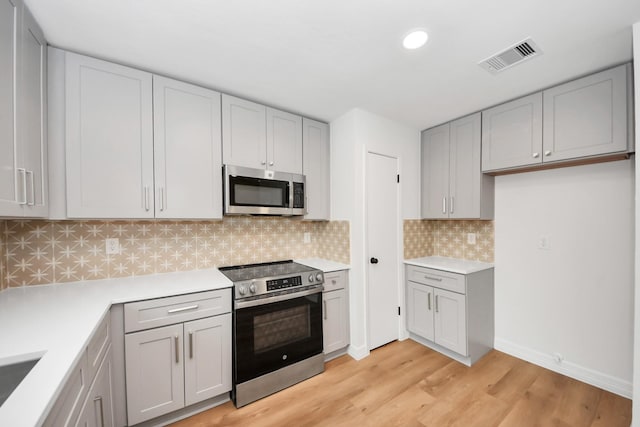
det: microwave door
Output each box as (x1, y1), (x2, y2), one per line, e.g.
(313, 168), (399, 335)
(224, 166), (293, 215)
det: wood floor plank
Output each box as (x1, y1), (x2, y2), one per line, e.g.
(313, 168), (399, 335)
(170, 340), (632, 427)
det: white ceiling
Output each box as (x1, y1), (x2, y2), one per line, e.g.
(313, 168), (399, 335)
(25, 0), (640, 130)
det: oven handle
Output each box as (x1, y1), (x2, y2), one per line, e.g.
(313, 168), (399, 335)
(235, 286), (324, 309)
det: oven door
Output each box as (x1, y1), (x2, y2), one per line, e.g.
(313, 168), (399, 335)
(234, 289), (323, 384)
(224, 165), (293, 215)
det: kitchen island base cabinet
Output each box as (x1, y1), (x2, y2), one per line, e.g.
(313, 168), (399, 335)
(405, 264), (493, 366)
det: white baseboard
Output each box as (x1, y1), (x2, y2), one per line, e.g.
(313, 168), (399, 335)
(494, 337), (632, 398)
(348, 343), (370, 360)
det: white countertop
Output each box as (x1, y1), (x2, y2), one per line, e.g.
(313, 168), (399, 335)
(404, 256), (494, 274)
(295, 258), (351, 273)
(0, 268), (232, 427)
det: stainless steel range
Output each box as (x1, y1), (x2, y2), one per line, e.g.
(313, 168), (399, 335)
(219, 260), (325, 407)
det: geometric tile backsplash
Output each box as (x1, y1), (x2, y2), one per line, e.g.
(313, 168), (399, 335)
(0, 217), (493, 290)
(1, 218), (349, 288)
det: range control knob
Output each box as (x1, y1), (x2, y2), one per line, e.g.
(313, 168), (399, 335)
(249, 283), (257, 294)
(316, 272), (323, 282)
(308, 274), (315, 283)
(238, 285), (247, 296)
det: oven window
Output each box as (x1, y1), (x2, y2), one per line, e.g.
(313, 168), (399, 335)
(254, 305), (310, 353)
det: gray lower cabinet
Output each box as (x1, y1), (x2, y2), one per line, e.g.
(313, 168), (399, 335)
(124, 290), (232, 425)
(405, 265), (493, 366)
(43, 311), (112, 427)
(322, 270), (349, 357)
(482, 63), (633, 173)
(422, 112), (494, 219)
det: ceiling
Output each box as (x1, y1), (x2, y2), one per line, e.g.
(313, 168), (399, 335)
(25, 0), (640, 130)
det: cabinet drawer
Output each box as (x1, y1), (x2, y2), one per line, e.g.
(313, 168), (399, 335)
(86, 310), (110, 381)
(323, 270), (348, 292)
(124, 289), (231, 333)
(407, 266), (466, 294)
(42, 351), (89, 427)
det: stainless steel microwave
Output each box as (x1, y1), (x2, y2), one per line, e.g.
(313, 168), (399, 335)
(223, 165), (306, 216)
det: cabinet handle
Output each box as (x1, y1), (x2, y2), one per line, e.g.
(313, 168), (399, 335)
(428, 293), (431, 310)
(424, 275), (442, 282)
(167, 304), (199, 314)
(174, 335), (179, 363)
(442, 197), (446, 215)
(449, 196), (454, 214)
(159, 187), (165, 211)
(532, 152), (540, 158)
(144, 186), (150, 211)
(544, 150), (552, 157)
(435, 295), (439, 313)
(261, 160), (266, 165)
(189, 331), (194, 359)
(26, 170), (35, 206)
(93, 396), (105, 427)
(17, 168), (27, 205)
(323, 300), (327, 320)
(269, 161), (274, 166)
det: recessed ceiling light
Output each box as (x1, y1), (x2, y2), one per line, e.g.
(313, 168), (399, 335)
(403, 30), (428, 50)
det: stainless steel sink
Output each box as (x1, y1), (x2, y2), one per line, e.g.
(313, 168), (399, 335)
(0, 358), (40, 407)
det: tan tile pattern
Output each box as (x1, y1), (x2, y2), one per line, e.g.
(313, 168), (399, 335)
(2, 218), (351, 287)
(0, 221), (5, 290)
(402, 219), (494, 263)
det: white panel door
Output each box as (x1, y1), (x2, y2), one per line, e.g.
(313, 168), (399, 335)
(221, 94), (266, 169)
(543, 65), (629, 162)
(153, 76), (222, 219)
(449, 113), (481, 219)
(421, 123), (450, 219)
(406, 282), (434, 341)
(184, 314), (232, 406)
(125, 324), (184, 425)
(266, 107), (302, 173)
(434, 288), (467, 356)
(302, 118), (329, 220)
(0, 0), (22, 216)
(367, 152), (399, 350)
(75, 347), (114, 427)
(65, 52), (154, 218)
(323, 289), (349, 354)
(482, 92), (543, 172)
(18, 5), (47, 217)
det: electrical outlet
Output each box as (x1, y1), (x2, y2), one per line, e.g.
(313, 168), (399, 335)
(105, 238), (120, 255)
(538, 235), (550, 250)
(552, 352), (564, 364)
(303, 232), (311, 244)
(467, 233), (476, 245)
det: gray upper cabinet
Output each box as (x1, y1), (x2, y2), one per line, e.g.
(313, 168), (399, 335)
(422, 113), (493, 219)
(0, 0), (48, 218)
(222, 94), (303, 174)
(153, 76), (222, 219)
(542, 64), (631, 163)
(481, 93), (543, 172)
(303, 118), (330, 220)
(482, 64), (632, 173)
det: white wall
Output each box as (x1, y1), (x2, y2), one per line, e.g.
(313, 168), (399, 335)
(330, 108), (420, 359)
(631, 20), (640, 427)
(495, 160), (635, 397)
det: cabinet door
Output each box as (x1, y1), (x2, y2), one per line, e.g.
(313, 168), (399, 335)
(222, 94), (266, 169)
(303, 118), (329, 220)
(65, 52), (154, 218)
(434, 289), (467, 356)
(0, 0), (23, 216)
(17, 4), (47, 217)
(449, 113), (481, 219)
(266, 107), (302, 173)
(482, 92), (543, 172)
(543, 65), (629, 162)
(406, 282), (434, 341)
(184, 314), (232, 406)
(421, 123), (450, 219)
(125, 324), (184, 425)
(323, 288), (349, 354)
(76, 347), (114, 427)
(153, 76), (222, 219)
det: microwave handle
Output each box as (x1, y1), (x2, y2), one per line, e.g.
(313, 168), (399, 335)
(287, 181), (292, 208)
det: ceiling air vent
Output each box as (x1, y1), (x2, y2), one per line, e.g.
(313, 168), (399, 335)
(478, 38), (542, 74)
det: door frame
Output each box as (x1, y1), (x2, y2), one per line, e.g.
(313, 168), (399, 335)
(364, 150), (404, 350)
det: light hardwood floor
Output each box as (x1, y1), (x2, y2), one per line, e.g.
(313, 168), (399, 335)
(171, 340), (631, 427)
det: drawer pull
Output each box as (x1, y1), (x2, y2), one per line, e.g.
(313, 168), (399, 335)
(424, 275), (442, 282)
(167, 304), (199, 314)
